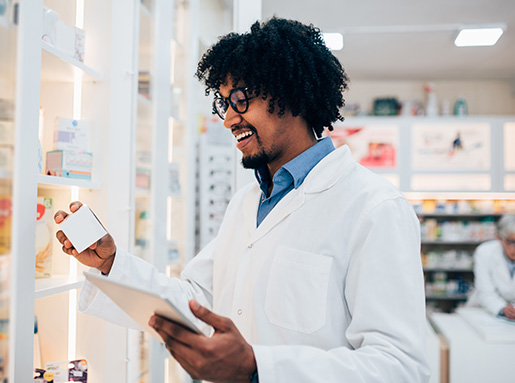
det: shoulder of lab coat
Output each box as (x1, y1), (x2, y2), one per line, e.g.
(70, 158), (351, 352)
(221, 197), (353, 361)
(468, 240), (509, 315)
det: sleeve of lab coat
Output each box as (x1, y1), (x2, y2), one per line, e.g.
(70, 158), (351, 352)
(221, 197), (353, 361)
(472, 243), (507, 315)
(252, 197), (430, 383)
(78, 238), (218, 332)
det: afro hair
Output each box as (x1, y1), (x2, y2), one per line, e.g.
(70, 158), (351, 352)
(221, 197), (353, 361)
(195, 17), (349, 138)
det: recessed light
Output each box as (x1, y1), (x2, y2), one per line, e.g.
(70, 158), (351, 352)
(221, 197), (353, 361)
(454, 27), (504, 47)
(322, 33), (344, 51)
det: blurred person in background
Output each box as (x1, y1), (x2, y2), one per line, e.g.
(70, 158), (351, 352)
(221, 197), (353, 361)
(467, 214), (515, 320)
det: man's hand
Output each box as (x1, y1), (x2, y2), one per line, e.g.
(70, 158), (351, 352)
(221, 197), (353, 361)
(54, 201), (116, 275)
(150, 300), (257, 383)
(502, 304), (515, 320)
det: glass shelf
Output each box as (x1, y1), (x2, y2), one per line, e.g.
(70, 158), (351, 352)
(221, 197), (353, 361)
(41, 41), (103, 82)
(35, 274), (84, 299)
(37, 174), (101, 190)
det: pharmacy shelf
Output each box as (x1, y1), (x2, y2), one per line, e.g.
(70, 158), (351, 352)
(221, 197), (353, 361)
(41, 41), (103, 82)
(37, 174), (101, 190)
(35, 274), (84, 299)
(424, 268), (473, 273)
(421, 240), (485, 245)
(417, 213), (502, 218)
(426, 294), (469, 301)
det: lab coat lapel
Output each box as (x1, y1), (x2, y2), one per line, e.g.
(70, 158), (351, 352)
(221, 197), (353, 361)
(250, 188), (305, 243)
(242, 184), (262, 237)
(245, 145), (354, 243)
(494, 251), (512, 283)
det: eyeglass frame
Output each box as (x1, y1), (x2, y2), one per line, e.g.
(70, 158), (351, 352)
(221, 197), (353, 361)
(212, 87), (256, 120)
(502, 238), (515, 247)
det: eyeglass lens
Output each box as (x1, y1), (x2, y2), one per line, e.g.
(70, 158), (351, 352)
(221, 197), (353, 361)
(214, 89), (248, 120)
(505, 239), (515, 246)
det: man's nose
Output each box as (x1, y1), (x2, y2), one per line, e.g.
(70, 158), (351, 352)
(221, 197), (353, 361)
(223, 107), (242, 129)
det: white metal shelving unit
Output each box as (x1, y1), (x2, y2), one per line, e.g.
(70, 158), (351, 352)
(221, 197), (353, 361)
(3, 0), (229, 380)
(6, 0), (193, 381)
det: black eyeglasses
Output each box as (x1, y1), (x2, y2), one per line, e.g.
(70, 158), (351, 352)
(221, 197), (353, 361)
(212, 87), (255, 120)
(503, 238), (515, 247)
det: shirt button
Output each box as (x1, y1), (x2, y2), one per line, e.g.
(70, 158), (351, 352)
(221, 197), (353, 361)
(248, 244), (253, 248)
(237, 309), (243, 315)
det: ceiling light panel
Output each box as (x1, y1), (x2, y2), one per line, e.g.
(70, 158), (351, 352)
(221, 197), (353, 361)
(454, 27), (504, 47)
(322, 33), (344, 51)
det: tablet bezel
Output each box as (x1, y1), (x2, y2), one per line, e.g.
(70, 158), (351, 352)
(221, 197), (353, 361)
(84, 271), (203, 342)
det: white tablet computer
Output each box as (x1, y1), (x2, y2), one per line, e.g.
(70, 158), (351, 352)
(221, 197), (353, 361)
(84, 272), (202, 342)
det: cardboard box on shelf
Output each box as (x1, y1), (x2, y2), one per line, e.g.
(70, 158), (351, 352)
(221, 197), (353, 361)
(35, 197), (53, 278)
(54, 117), (89, 152)
(0, 196), (12, 255)
(45, 150), (92, 180)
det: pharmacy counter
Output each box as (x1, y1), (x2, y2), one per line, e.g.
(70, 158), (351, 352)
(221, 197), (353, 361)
(430, 307), (515, 383)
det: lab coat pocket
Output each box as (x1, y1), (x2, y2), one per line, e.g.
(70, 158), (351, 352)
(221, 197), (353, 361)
(265, 246), (333, 334)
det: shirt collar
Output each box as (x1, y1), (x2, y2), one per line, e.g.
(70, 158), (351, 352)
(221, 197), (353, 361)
(254, 136), (335, 192)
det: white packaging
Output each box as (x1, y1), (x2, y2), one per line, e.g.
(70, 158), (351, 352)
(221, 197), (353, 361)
(55, 19), (76, 58)
(59, 205), (107, 254)
(54, 117), (89, 152)
(42, 6), (59, 45)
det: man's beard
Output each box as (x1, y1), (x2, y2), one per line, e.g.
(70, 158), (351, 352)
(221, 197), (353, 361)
(241, 149), (270, 169)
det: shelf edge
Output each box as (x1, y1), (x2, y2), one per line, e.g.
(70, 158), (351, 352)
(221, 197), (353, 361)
(41, 41), (104, 81)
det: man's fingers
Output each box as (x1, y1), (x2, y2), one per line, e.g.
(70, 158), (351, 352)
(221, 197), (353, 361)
(153, 327), (204, 380)
(62, 245), (76, 256)
(161, 339), (201, 380)
(150, 315), (203, 344)
(54, 210), (69, 224)
(55, 230), (65, 244)
(189, 299), (231, 331)
(70, 201), (83, 212)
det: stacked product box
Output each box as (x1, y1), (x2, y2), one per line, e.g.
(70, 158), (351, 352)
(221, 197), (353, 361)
(35, 197), (53, 278)
(45, 117), (92, 180)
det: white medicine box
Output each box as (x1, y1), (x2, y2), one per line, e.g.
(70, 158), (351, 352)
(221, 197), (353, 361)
(53, 117), (89, 152)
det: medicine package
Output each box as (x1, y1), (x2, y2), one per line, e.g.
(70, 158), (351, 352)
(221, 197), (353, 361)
(59, 205), (107, 254)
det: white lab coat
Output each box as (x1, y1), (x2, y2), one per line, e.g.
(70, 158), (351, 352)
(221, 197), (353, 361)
(467, 240), (515, 316)
(79, 145), (430, 382)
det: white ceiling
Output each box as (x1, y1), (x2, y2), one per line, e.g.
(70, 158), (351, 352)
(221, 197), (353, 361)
(261, 0), (515, 82)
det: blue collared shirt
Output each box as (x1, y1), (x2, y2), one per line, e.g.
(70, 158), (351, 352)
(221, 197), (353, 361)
(255, 137), (335, 227)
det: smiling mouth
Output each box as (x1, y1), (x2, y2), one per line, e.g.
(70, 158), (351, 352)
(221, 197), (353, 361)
(235, 130), (255, 142)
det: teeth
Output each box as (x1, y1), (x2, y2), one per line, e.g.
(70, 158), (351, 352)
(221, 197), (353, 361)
(235, 131), (254, 142)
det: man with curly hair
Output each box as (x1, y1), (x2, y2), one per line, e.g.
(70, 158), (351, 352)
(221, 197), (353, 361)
(55, 18), (430, 383)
